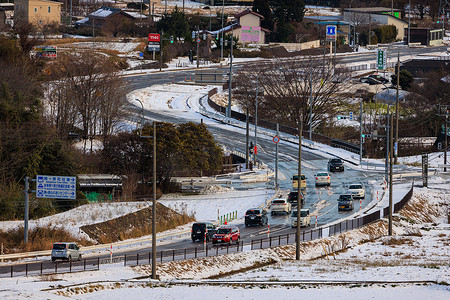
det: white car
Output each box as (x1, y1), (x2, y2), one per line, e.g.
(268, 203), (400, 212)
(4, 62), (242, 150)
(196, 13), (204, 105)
(347, 183), (365, 199)
(270, 198), (292, 215)
(51, 242), (82, 261)
(291, 209), (311, 227)
(315, 172), (331, 186)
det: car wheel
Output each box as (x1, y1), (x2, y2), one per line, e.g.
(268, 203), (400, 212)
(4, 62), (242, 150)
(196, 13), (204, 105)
(51, 257), (56, 262)
(68, 255), (72, 261)
(78, 254), (82, 261)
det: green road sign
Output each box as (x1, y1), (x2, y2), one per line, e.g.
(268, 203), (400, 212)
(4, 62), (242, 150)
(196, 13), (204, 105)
(377, 49), (386, 70)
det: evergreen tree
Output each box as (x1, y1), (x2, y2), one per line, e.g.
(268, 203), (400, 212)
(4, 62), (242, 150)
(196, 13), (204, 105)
(252, 0), (274, 31)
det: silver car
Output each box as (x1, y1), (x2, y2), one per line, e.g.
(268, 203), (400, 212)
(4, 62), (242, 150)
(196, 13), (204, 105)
(315, 172), (331, 186)
(51, 242), (82, 261)
(348, 183), (365, 199)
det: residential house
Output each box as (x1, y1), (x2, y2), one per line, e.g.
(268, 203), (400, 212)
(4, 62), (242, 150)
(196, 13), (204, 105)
(14, 0), (62, 27)
(343, 7), (408, 41)
(211, 9), (269, 45)
(0, 3), (14, 27)
(75, 6), (136, 34)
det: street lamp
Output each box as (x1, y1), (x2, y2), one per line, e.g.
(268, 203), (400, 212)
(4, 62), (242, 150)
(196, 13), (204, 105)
(134, 99), (158, 279)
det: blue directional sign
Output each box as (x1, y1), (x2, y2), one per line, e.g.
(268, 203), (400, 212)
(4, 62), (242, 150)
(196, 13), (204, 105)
(36, 175), (76, 199)
(326, 25), (337, 41)
(349, 111), (353, 120)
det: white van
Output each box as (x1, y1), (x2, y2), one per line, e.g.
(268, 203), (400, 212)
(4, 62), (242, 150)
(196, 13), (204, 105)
(51, 242), (82, 261)
(291, 209), (311, 227)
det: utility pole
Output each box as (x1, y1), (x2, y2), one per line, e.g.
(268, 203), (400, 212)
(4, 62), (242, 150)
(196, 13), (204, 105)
(296, 119), (303, 261)
(309, 60), (313, 142)
(24, 177), (30, 244)
(227, 26), (234, 118)
(394, 53), (400, 164)
(408, 0), (411, 46)
(388, 111), (393, 236)
(438, 105), (450, 172)
(246, 109), (249, 169)
(360, 100), (363, 165)
(220, 0), (224, 62)
(152, 122), (157, 279)
(275, 123), (279, 189)
(385, 104), (390, 183)
(196, 26), (200, 68)
(254, 75), (258, 166)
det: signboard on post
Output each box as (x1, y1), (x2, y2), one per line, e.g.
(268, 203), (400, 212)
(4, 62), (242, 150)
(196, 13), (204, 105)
(326, 25), (337, 41)
(422, 154), (428, 187)
(377, 49), (387, 70)
(147, 42), (160, 51)
(36, 175), (76, 199)
(148, 33), (160, 42)
(241, 26), (261, 42)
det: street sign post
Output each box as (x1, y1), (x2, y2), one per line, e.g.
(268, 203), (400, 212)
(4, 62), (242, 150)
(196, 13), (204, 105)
(326, 25), (337, 41)
(148, 33), (160, 43)
(273, 136), (280, 143)
(377, 49), (387, 70)
(36, 175), (76, 199)
(147, 42), (160, 51)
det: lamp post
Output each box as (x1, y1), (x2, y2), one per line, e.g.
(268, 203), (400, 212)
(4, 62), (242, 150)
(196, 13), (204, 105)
(227, 24), (234, 118)
(220, 0), (224, 62)
(134, 99), (157, 279)
(296, 118), (303, 261)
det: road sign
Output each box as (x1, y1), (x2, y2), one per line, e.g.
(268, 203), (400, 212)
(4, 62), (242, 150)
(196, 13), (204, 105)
(377, 49), (387, 70)
(349, 112), (353, 120)
(394, 142), (398, 156)
(196, 38), (201, 43)
(273, 136), (280, 143)
(36, 175), (76, 199)
(147, 42), (160, 51)
(326, 25), (337, 41)
(148, 33), (160, 42)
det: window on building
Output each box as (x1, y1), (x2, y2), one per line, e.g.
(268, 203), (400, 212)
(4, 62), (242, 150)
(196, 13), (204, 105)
(48, 7), (51, 13)
(34, 8), (37, 12)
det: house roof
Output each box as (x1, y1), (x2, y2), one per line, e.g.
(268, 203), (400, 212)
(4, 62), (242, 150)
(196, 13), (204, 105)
(88, 6), (135, 19)
(234, 9), (264, 21)
(343, 7), (401, 13)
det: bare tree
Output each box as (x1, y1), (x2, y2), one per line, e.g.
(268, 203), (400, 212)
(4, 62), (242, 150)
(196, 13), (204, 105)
(45, 52), (128, 150)
(233, 56), (352, 130)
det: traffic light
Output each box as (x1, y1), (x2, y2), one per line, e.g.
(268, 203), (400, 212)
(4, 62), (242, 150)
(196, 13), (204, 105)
(170, 36), (174, 43)
(249, 142), (254, 154)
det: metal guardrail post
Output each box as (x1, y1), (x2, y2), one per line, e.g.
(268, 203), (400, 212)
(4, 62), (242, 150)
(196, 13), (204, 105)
(97, 257), (100, 270)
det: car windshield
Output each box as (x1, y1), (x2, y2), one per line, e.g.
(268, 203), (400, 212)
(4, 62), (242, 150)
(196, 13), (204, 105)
(330, 159), (341, 163)
(339, 195), (352, 200)
(273, 200), (285, 204)
(349, 184), (362, 189)
(317, 173), (328, 177)
(217, 228), (231, 234)
(292, 175), (306, 180)
(192, 223), (206, 230)
(53, 243), (66, 250)
(246, 209), (260, 215)
(291, 211), (308, 217)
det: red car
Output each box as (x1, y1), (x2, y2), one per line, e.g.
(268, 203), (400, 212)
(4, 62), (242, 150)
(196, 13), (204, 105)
(212, 226), (240, 245)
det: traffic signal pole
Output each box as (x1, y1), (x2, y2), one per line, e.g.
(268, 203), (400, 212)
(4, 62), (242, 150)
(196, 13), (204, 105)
(296, 119), (302, 261)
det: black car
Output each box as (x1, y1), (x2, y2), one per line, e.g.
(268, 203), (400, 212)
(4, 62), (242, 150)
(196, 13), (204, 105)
(191, 222), (217, 242)
(368, 74), (389, 84)
(328, 158), (344, 172)
(287, 190), (305, 206)
(245, 208), (268, 226)
(358, 77), (379, 85)
(338, 194), (354, 211)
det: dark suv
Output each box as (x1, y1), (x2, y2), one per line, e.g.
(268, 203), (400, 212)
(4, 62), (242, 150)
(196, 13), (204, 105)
(328, 158), (344, 172)
(338, 194), (354, 211)
(191, 222), (217, 242)
(287, 190), (305, 206)
(245, 208), (268, 226)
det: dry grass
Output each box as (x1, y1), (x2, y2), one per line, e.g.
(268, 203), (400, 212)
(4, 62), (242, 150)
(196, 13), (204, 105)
(80, 202), (195, 244)
(381, 237), (414, 246)
(399, 195), (442, 223)
(0, 226), (93, 254)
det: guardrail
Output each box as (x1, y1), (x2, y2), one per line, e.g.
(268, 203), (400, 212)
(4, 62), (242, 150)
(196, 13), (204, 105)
(206, 91), (363, 155)
(0, 184), (413, 278)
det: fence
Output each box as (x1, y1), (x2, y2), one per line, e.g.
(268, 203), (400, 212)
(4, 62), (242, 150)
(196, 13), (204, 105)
(207, 92), (363, 154)
(1, 185), (413, 278)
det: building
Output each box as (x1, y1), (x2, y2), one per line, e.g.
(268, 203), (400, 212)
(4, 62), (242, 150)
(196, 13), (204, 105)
(210, 9), (269, 45)
(75, 6), (136, 32)
(343, 7), (408, 41)
(405, 28), (444, 46)
(0, 3), (14, 27)
(14, 0), (62, 27)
